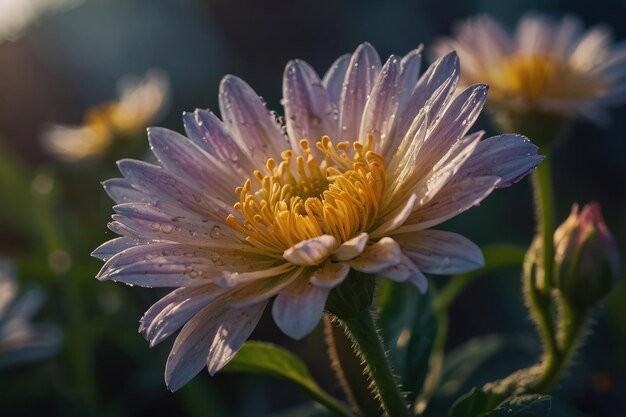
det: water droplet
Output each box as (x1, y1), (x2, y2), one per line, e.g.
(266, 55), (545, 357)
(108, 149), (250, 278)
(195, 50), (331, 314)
(209, 225), (224, 239)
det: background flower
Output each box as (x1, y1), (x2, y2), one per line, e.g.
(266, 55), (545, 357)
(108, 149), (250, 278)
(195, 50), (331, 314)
(433, 14), (626, 122)
(0, 261), (62, 368)
(42, 70), (169, 162)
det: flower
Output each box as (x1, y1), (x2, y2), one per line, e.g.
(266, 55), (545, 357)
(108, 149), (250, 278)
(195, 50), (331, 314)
(0, 261), (62, 368)
(553, 202), (620, 309)
(0, 0), (80, 42)
(433, 14), (626, 122)
(42, 70), (169, 162)
(93, 43), (542, 390)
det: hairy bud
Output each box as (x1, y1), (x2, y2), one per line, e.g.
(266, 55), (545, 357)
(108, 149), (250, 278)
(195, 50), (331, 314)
(553, 203), (620, 309)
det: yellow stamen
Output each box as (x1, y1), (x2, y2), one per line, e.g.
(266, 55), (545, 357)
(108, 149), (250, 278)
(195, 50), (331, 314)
(228, 136), (386, 258)
(498, 53), (608, 102)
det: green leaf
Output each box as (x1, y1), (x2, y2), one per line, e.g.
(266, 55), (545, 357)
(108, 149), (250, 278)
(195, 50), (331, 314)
(486, 395), (552, 417)
(448, 388), (504, 417)
(223, 342), (353, 417)
(377, 280), (437, 403)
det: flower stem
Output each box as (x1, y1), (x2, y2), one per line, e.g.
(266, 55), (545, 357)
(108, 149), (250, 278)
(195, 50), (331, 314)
(324, 316), (381, 416)
(337, 310), (409, 417)
(527, 152), (560, 360)
(533, 301), (587, 393)
(531, 151), (555, 294)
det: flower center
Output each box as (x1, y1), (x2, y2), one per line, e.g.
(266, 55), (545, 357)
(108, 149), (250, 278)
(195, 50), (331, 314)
(500, 53), (608, 102)
(226, 136), (386, 258)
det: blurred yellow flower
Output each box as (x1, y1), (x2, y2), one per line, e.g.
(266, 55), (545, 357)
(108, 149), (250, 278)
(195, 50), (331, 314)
(434, 14), (626, 122)
(0, 0), (80, 42)
(42, 70), (169, 162)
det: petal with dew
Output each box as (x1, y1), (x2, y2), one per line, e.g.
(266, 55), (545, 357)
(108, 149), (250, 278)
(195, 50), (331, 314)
(165, 297), (266, 390)
(322, 54), (350, 106)
(350, 237), (402, 273)
(272, 274), (329, 340)
(283, 59), (337, 148)
(219, 75), (288, 165)
(338, 43), (381, 142)
(283, 235), (338, 266)
(333, 232), (369, 261)
(140, 284), (226, 347)
(396, 230), (484, 275)
(458, 134), (543, 188)
(310, 261), (350, 289)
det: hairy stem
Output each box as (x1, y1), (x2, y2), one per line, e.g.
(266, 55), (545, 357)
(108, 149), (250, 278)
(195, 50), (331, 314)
(335, 310), (409, 417)
(324, 316), (383, 416)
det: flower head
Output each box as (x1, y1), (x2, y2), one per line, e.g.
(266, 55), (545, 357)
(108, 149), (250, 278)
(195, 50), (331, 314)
(553, 202), (620, 309)
(0, 261), (61, 368)
(93, 43), (542, 390)
(43, 70), (169, 162)
(434, 14), (626, 122)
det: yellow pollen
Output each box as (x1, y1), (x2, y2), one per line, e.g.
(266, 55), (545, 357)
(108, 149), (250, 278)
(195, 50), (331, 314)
(499, 53), (608, 102)
(227, 136), (386, 258)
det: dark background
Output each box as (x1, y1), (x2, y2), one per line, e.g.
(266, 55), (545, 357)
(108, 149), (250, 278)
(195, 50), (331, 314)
(0, 0), (625, 416)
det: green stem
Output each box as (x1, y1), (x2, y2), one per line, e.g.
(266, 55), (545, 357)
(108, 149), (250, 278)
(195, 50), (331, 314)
(527, 152), (560, 363)
(338, 310), (409, 417)
(533, 301), (587, 393)
(531, 152), (555, 294)
(324, 316), (381, 416)
(523, 248), (559, 365)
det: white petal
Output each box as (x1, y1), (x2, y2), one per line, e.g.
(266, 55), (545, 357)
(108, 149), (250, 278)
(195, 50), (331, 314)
(416, 84), (488, 173)
(91, 237), (142, 261)
(217, 263), (294, 287)
(415, 132), (482, 205)
(396, 51), (459, 137)
(338, 43), (381, 142)
(283, 235), (338, 266)
(350, 237), (402, 273)
(140, 284), (225, 346)
(283, 59), (337, 147)
(370, 194), (417, 239)
(400, 176), (501, 232)
(117, 159), (232, 222)
(458, 134), (543, 188)
(310, 261), (350, 288)
(112, 203), (236, 247)
(396, 230), (484, 275)
(398, 47), (423, 112)
(322, 54), (350, 106)
(380, 254), (428, 293)
(183, 109), (256, 175)
(359, 55), (401, 155)
(102, 178), (152, 204)
(206, 301), (267, 375)
(165, 298), (266, 390)
(272, 276), (329, 340)
(333, 232), (369, 261)
(228, 267), (303, 308)
(148, 127), (238, 199)
(218, 75), (288, 165)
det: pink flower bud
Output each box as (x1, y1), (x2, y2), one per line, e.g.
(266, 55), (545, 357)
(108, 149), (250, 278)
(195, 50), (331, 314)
(553, 203), (621, 309)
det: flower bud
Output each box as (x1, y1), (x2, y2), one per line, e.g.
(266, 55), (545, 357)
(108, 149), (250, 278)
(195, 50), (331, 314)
(553, 203), (621, 309)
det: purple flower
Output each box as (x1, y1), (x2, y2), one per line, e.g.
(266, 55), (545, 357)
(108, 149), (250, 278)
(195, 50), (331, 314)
(94, 43), (542, 390)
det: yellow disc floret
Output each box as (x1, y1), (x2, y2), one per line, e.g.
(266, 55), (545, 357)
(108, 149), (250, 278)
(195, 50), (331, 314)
(498, 53), (609, 103)
(226, 136), (386, 258)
